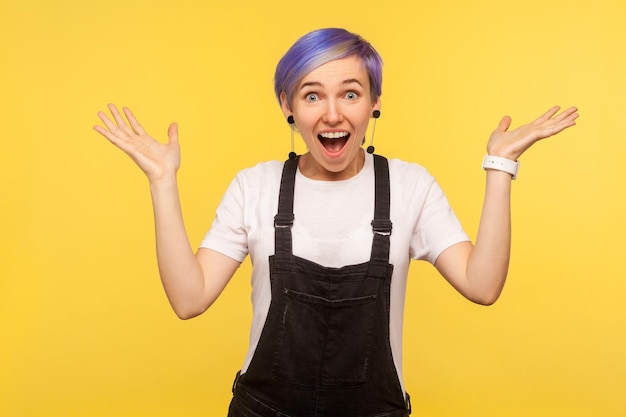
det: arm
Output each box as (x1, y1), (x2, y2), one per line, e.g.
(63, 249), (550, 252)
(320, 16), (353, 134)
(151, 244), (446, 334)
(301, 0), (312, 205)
(435, 106), (579, 305)
(94, 104), (240, 319)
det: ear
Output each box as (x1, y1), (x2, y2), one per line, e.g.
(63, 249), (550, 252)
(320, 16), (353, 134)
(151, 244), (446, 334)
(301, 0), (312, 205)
(371, 97), (381, 116)
(280, 91), (292, 119)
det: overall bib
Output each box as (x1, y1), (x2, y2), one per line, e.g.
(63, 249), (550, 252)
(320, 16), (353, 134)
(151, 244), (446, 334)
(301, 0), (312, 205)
(228, 155), (411, 417)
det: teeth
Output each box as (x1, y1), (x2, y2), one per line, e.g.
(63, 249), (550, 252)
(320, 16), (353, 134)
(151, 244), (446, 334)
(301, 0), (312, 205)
(319, 131), (349, 139)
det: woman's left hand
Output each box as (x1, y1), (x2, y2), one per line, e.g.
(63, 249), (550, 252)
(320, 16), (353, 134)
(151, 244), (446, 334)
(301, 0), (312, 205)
(486, 106), (579, 160)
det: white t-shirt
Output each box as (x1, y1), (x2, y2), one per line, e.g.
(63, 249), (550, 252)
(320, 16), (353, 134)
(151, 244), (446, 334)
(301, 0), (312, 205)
(200, 152), (469, 391)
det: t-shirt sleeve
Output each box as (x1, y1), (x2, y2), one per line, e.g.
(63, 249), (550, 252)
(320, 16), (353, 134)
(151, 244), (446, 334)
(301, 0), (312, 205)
(199, 175), (249, 263)
(410, 177), (470, 264)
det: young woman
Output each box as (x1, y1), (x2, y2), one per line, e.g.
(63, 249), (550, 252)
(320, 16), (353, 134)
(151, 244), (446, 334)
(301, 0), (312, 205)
(94, 28), (578, 417)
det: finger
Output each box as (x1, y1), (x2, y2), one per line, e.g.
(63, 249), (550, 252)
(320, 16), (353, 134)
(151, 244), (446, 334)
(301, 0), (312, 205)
(93, 125), (111, 139)
(93, 124), (125, 146)
(554, 114), (579, 131)
(97, 110), (121, 134)
(168, 122), (179, 145)
(123, 107), (147, 135)
(496, 115), (512, 132)
(538, 115), (578, 138)
(534, 106), (561, 124)
(93, 124), (139, 156)
(542, 107), (578, 132)
(107, 103), (133, 134)
(544, 107), (578, 123)
(552, 106), (579, 123)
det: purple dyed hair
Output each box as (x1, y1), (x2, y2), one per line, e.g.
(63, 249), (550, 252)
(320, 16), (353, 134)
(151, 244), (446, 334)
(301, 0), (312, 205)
(274, 28), (383, 109)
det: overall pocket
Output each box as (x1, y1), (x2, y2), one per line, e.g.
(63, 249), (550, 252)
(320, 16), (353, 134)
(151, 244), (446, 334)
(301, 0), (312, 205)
(272, 288), (377, 387)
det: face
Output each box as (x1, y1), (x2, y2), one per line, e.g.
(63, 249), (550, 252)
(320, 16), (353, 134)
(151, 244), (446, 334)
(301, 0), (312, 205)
(281, 55), (380, 181)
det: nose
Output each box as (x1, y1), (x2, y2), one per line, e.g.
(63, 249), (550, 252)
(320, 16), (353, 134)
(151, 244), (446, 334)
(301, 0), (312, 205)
(322, 100), (342, 124)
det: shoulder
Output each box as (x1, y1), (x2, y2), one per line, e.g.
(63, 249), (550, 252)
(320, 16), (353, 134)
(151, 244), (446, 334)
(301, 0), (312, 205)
(229, 160), (285, 191)
(385, 157), (453, 212)
(236, 160), (284, 180)
(386, 157), (435, 188)
(217, 160), (284, 204)
(387, 157), (428, 173)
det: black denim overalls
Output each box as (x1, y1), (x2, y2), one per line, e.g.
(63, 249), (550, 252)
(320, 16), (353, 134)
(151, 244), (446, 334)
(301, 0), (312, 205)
(228, 155), (411, 417)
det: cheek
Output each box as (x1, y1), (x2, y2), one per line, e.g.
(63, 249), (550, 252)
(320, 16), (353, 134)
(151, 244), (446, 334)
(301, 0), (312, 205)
(355, 114), (373, 132)
(297, 119), (317, 137)
(351, 106), (374, 124)
(293, 111), (317, 130)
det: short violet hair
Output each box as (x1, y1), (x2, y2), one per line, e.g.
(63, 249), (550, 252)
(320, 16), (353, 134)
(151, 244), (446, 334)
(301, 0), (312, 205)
(274, 28), (383, 109)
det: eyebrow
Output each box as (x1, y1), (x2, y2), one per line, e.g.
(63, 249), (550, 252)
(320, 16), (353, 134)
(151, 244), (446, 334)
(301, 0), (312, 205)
(300, 78), (364, 90)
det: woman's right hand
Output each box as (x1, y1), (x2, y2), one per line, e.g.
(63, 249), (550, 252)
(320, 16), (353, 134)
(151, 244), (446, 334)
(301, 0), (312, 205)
(94, 104), (180, 183)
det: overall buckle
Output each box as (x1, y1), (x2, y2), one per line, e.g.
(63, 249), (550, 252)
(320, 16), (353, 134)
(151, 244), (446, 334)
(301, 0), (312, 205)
(371, 219), (392, 236)
(274, 213), (294, 228)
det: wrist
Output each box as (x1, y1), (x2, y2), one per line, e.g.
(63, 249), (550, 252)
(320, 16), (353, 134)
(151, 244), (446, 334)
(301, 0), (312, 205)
(149, 173), (179, 192)
(482, 155), (519, 179)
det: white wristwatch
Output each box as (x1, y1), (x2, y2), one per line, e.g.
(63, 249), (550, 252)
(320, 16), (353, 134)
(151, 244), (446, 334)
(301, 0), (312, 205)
(482, 155), (520, 180)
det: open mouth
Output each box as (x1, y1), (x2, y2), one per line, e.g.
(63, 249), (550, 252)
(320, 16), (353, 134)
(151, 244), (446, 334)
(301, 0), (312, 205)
(318, 131), (350, 154)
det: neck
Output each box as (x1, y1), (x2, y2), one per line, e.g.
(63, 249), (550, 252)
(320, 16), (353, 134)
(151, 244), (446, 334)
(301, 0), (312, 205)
(298, 149), (365, 181)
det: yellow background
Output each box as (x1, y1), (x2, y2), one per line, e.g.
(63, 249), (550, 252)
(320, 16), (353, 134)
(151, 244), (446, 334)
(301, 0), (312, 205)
(1, 0), (624, 416)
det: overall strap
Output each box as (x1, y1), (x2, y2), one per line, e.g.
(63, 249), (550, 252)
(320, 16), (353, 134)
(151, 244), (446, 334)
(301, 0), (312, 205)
(370, 154), (392, 264)
(273, 156), (298, 255)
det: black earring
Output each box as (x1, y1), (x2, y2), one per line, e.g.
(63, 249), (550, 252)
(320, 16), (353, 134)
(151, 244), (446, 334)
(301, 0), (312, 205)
(366, 110), (381, 154)
(287, 116), (296, 160)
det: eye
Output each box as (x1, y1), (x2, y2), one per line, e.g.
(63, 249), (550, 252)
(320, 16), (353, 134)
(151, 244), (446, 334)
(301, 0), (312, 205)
(345, 91), (358, 100)
(305, 93), (318, 102)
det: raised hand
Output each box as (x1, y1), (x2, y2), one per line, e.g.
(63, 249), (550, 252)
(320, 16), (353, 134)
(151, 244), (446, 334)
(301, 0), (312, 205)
(93, 104), (180, 183)
(487, 106), (579, 160)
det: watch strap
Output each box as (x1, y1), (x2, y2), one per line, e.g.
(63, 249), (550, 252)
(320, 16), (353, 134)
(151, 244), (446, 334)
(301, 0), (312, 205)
(482, 155), (520, 179)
